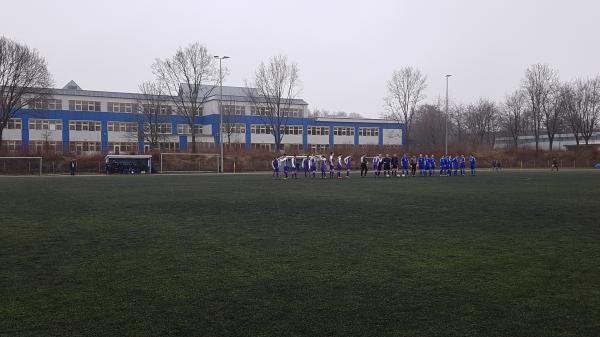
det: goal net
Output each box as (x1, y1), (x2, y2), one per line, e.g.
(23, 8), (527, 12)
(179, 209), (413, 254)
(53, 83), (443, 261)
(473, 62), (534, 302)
(0, 157), (43, 176)
(159, 153), (221, 173)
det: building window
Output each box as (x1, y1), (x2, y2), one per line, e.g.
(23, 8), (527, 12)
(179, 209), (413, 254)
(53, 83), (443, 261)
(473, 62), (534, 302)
(159, 142), (180, 152)
(221, 105), (245, 115)
(107, 121), (138, 133)
(282, 125), (303, 135)
(250, 106), (273, 116)
(68, 100), (101, 112)
(310, 144), (329, 152)
(177, 124), (203, 135)
(250, 124), (271, 134)
(144, 123), (172, 135)
(307, 126), (329, 136)
(3, 140), (22, 152)
(222, 123), (246, 133)
(252, 143), (274, 151)
(28, 119), (63, 130)
(141, 104), (172, 115)
(359, 128), (379, 137)
(282, 108), (303, 117)
(29, 141), (63, 153)
(69, 120), (101, 131)
(69, 141), (101, 154)
(29, 99), (63, 110)
(108, 142), (138, 154)
(333, 127), (355, 136)
(108, 102), (134, 113)
(7, 118), (22, 130)
(176, 106), (203, 115)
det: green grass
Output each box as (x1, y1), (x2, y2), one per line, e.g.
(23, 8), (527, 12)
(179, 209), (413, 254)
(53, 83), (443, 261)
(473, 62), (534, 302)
(1, 170), (600, 336)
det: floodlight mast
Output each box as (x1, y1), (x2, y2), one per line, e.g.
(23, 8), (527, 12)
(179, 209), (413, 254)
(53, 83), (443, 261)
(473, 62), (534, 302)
(214, 55), (230, 173)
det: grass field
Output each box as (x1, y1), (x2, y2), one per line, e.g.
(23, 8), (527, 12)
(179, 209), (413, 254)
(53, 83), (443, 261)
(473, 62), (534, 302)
(1, 170), (600, 336)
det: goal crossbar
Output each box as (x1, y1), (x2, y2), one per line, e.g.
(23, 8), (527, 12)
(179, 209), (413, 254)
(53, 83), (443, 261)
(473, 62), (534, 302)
(0, 156), (43, 176)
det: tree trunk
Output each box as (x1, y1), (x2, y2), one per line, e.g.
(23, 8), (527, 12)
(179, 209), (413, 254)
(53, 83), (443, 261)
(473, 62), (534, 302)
(191, 132), (196, 153)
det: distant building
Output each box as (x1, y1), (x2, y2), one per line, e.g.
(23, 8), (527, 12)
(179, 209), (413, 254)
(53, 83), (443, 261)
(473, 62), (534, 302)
(495, 132), (600, 150)
(2, 81), (404, 154)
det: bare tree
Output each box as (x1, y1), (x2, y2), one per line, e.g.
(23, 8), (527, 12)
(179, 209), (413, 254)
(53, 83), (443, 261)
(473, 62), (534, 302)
(563, 81), (582, 147)
(137, 81), (171, 152)
(580, 76), (600, 145)
(152, 42), (218, 153)
(245, 54), (300, 152)
(412, 104), (445, 146)
(522, 64), (558, 155)
(502, 90), (527, 149)
(0, 37), (52, 148)
(464, 98), (499, 147)
(449, 103), (467, 145)
(384, 67), (427, 149)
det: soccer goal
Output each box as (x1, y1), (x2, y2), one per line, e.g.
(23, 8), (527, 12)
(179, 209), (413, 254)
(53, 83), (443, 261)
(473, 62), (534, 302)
(0, 157), (43, 176)
(159, 153), (221, 173)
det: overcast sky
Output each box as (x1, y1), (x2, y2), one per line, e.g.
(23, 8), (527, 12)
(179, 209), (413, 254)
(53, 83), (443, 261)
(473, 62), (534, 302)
(2, 0), (599, 118)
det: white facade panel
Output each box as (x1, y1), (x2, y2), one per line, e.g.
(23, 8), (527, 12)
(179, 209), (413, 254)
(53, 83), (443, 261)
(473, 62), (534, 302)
(2, 129), (22, 141)
(107, 132), (137, 142)
(29, 130), (62, 141)
(382, 129), (402, 145)
(333, 135), (354, 145)
(359, 136), (379, 145)
(69, 131), (101, 142)
(308, 135), (329, 145)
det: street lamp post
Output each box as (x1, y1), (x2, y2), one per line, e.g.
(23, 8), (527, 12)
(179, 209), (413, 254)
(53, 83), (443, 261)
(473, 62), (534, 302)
(445, 74), (452, 156)
(214, 55), (229, 173)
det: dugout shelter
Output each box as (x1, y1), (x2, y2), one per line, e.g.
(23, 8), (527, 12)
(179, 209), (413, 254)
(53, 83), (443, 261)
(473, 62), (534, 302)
(105, 155), (152, 174)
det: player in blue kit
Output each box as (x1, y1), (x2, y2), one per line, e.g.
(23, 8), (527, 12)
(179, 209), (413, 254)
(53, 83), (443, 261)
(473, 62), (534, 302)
(282, 155), (289, 179)
(344, 155), (352, 178)
(429, 154), (436, 176)
(290, 155), (298, 179)
(469, 154), (477, 176)
(329, 152), (335, 179)
(418, 154), (425, 176)
(320, 157), (327, 179)
(391, 154), (399, 177)
(271, 157), (279, 179)
(336, 154), (343, 179)
(451, 155), (458, 176)
(310, 155), (317, 178)
(424, 155), (430, 176)
(373, 154), (381, 177)
(401, 154), (409, 177)
(301, 155), (309, 178)
(459, 155), (466, 176)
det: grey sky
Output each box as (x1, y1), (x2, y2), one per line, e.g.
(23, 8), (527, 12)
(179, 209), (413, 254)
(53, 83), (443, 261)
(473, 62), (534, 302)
(2, 0), (599, 118)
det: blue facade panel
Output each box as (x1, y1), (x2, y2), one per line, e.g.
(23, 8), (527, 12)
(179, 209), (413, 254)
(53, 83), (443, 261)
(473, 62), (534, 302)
(15, 109), (403, 151)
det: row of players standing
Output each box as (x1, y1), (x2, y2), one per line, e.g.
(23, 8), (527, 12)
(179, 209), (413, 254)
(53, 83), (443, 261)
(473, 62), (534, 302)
(362, 154), (477, 177)
(272, 153), (353, 179)
(272, 153), (477, 179)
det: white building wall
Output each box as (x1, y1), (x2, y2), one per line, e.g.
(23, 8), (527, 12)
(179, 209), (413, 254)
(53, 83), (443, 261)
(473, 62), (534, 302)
(333, 135), (354, 145)
(69, 131), (101, 142)
(2, 129), (22, 141)
(359, 136), (378, 145)
(251, 134), (275, 144)
(29, 130), (62, 141)
(308, 135), (329, 145)
(107, 132), (137, 142)
(382, 129), (402, 145)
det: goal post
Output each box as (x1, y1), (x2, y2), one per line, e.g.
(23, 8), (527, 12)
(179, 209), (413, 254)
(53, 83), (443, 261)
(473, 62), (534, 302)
(0, 157), (43, 176)
(159, 153), (221, 173)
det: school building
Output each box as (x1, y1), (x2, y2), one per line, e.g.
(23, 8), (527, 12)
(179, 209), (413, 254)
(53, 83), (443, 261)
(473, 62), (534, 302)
(1, 81), (404, 154)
